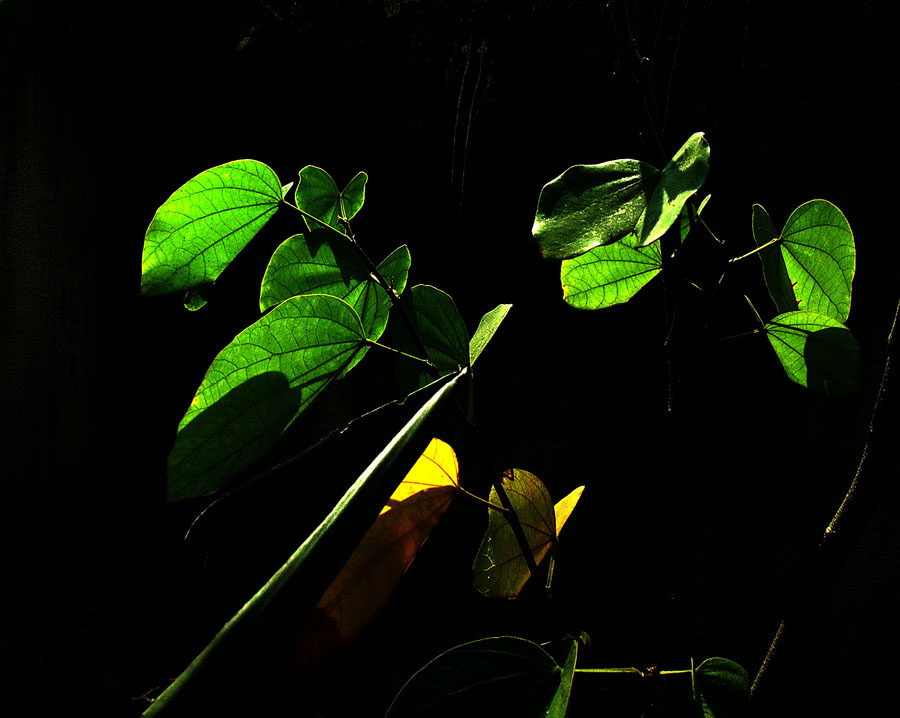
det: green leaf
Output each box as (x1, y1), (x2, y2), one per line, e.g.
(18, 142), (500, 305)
(294, 166), (368, 234)
(560, 231), (662, 309)
(143, 371), (467, 717)
(389, 284), (469, 392)
(469, 303), (512, 365)
(764, 310), (861, 396)
(778, 199), (855, 322)
(473, 471), (584, 598)
(546, 639), (578, 717)
(141, 160), (282, 296)
(167, 294), (368, 501)
(183, 286), (212, 312)
(532, 159), (661, 260)
(753, 204), (797, 315)
(679, 194), (711, 245)
(636, 132), (710, 246)
(385, 636), (562, 718)
(693, 658), (750, 718)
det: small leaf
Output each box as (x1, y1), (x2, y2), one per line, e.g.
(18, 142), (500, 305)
(469, 303), (512, 365)
(141, 160), (282, 296)
(560, 231), (662, 310)
(636, 132), (710, 246)
(764, 310), (861, 396)
(389, 284), (469, 392)
(295, 166), (368, 234)
(546, 639), (578, 718)
(473, 471), (585, 598)
(386, 636), (562, 718)
(293, 439), (459, 669)
(693, 657), (750, 718)
(532, 159), (661, 260)
(183, 286), (212, 311)
(779, 199), (855, 322)
(752, 204), (797, 315)
(167, 294), (368, 501)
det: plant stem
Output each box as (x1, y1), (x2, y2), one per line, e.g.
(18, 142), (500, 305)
(750, 297), (900, 710)
(367, 339), (435, 369)
(727, 237), (780, 264)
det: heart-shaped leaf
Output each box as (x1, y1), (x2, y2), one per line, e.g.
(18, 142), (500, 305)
(636, 132), (710, 246)
(560, 231), (662, 309)
(532, 159), (661, 260)
(167, 294), (368, 500)
(693, 657), (750, 718)
(386, 636), (563, 717)
(764, 310), (861, 396)
(778, 199), (855, 322)
(141, 160), (283, 296)
(473, 472), (584, 598)
(293, 438), (459, 669)
(752, 204), (797, 315)
(294, 166), (367, 234)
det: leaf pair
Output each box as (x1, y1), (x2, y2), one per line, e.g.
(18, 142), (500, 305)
(753, 201), (860, 395)
(473, 469), (584, 598)
(533, 133), (710, 309)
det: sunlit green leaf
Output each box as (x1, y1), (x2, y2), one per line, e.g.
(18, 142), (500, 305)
(532, 159), (661, 260)
(473, 471), (584, 598)
(753, 204), (797, 315)
(764, 310), (861, 396)
(141, 160), (282, 296)
(469, 304), (512, 365)
(636, 132), (710, 246)
(388, 284), (469, 392)
(546, 639), (578, 717)
(386, 636), (562, 718)
(167, 294), (368, 501)
(294, 166), (367, 234)
(560, 231), (661, 309)
(779, 199), (854, 322)
(693, 658), (750, 718)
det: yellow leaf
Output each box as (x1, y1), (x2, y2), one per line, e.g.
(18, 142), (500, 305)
(292, 438), (458, 668)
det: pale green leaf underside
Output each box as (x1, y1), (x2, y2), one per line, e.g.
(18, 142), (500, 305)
(141, 160), (282, 295)
(561, 231), (662, 309)
(167, 294), (367, 501)
(694, 658), (750, 718)
(469, 303), (512, 365)
(779, 199), (854, 322)
(385, 636), (561, 717)
(636, 132), (710, 246)
(294, 166), (367, 234)
(532, 159), (661, 260)
(753, 204), (797, 315)
(765, 310), (860, 396)
(473, 469), (555, 598)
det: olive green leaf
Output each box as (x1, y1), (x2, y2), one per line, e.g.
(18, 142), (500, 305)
(294, 166), (367, 234)
(141, 160), (282, 296)
(385, 636), (563, 718)
(473, 472), (584, 598)
(778, 199), (855, 322)
(533, 159), (661, 260)
(753, 204), (797, 315)
(560, 230), (662, 309)
(764, 310), (861, 396)
(636, 132), (710, 246)
(693, 658), (750, 718)
(469, 303), (512, 365)
(167, 294), (368, 501)
(546, 639), (578, 718)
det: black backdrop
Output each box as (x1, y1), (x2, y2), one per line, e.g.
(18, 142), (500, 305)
(3, 1), (899, 716)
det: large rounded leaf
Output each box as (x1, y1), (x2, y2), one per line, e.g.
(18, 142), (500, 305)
(386, 636), (562, 718)
(167, 294), (368, 500)
(778, 199), (855, 322)
(752, 204), (797, 315)
(560, 231), (662, 309)
(764, 310), (861, 396)
(636, 132), (710, 246)
(294, 165), (367, 234)
(532, 159), (661, 260)
(141, 160), (282, 296)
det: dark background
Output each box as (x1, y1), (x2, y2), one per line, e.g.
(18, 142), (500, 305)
(3, 1), (899, 716)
